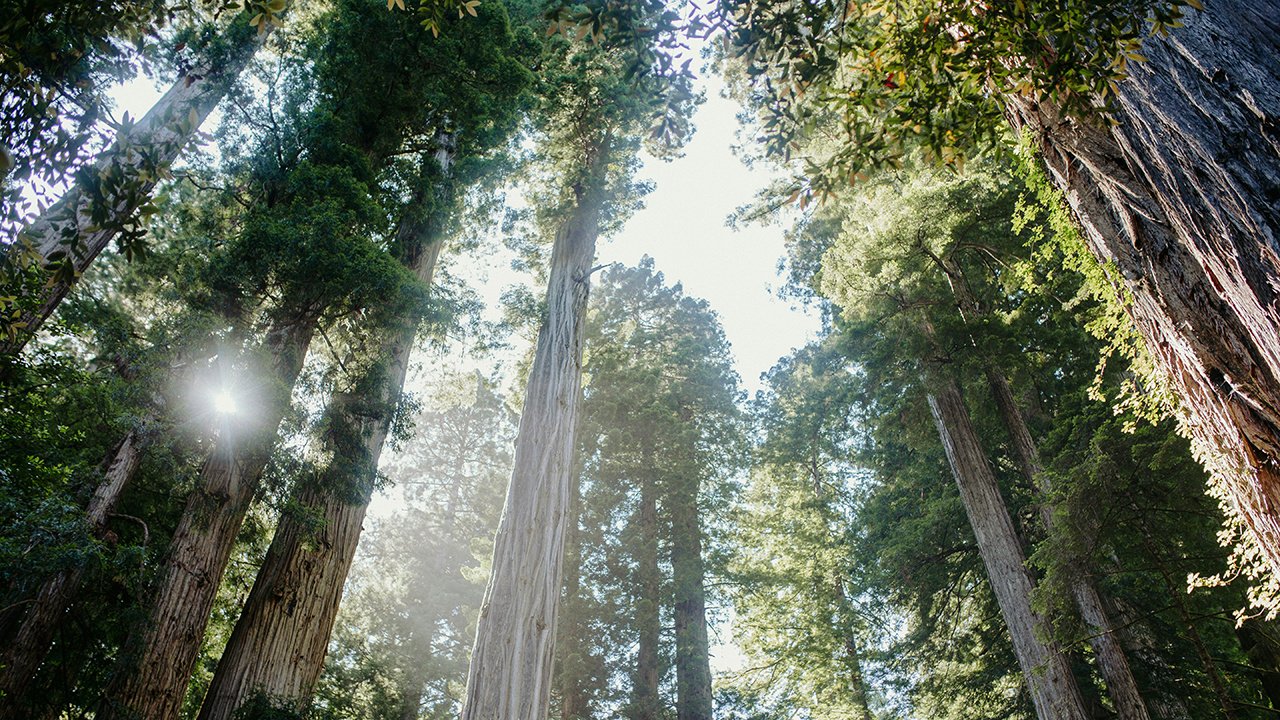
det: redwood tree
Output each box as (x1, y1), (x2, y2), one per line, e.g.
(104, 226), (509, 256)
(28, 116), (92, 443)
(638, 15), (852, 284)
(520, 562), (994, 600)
(721, 0), (1280, 588)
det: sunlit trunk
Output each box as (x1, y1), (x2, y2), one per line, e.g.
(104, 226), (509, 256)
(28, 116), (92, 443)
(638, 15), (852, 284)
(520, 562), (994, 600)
(196, 185), (448, 720)
(1005, 0), (1280, 577)
(460, 138), (606, 720)
(1, 16), (270, 355)
(98, 313), (315, 720)
(927, 380), (1089, 720)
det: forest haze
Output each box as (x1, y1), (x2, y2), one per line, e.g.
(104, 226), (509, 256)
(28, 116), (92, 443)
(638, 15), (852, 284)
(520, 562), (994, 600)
(2, 1), (1280, 719)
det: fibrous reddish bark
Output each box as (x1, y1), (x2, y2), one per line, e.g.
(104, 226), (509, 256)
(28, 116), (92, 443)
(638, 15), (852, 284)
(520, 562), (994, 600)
(1007, 0), (1280, 578)
(984, 366), (1150, 720)
(98, 315), (315, 720)
(195, 207), (445, 720)
(928, 382), (1089, 720)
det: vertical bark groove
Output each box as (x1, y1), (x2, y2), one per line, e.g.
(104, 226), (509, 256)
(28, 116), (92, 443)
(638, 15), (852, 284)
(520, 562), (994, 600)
(460, 142), (605, 720)
(928, 382), (1089, 720)
(99, 316), (315, 720)
(1006, 0), (1280, 576)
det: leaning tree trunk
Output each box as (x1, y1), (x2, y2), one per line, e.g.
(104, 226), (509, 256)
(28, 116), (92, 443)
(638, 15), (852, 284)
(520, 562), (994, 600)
(633, 442), (661, 720)
(927, 381), (1090, 720)
(196, 186), (449, 720)
(0, 429), (146, 718)
(984, 364), (1151, 720)
(1, 16), (271, 355)
(1005, 0), (1280, 576)
(459, 142), (606, 720)
(98, 313), (315, 720)
(669, 471), (713, 720)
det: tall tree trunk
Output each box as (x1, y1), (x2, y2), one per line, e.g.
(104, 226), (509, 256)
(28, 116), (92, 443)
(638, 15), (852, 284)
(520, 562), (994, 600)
(196, 190), (448, 720)
(669, 471), (712, 720)
(927, 381), (1090, 720)
(1004, 0), (1280, 576)
(984, 366), (1151, 720)
(1, 16), (271, 355)
(633, 439), (661, 720)
(0, 429), (146, 718)
(832, 581), (872, 720)
(98, 314), (316, 720)
(397, 640), (432, 720)
(459, 140), (606, 720)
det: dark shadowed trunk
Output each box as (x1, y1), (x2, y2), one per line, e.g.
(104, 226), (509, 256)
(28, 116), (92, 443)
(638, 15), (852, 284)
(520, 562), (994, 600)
(0, 429), (146, 718)
(633, 439), (661, 720)
(669, 470), (712, 720)
(459, 138), (606, 720)
(98, 314), (315, 720)
(1006, 0), (1280, 576)
(2, 18), (269, 354)
(927, 381), (1089, 720)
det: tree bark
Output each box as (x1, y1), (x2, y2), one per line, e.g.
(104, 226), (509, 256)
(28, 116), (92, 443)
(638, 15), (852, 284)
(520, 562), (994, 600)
(459, 141), (606, 720)
(984, 366), (1151, 720)
(98, 314), (315, 720)
(196, 190), (448, 720)
(558, 471), (588, 720)
(1005, 0), (1280, 576)
(669, 471), (712, 720)
(927, 381), (1089, 720)
(632, 442), (661, 720)
(1, 17), (269, 355)
(0, 429), (146, 718)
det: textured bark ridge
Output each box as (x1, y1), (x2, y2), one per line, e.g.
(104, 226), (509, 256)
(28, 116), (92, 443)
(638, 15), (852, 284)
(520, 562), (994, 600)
(928, 383), (1089, 720)
(633, 447), (661, 720)
(196, 216), (445, 720)
(460, 165), (602, 720)
(984, 368), (1150, 720)
(669, 472), (713, 720)
(99, 317), (315, 720)
(1, 22), (268, 355)
(0, 430), (145, 717)
(1006, 0), (1280, 575)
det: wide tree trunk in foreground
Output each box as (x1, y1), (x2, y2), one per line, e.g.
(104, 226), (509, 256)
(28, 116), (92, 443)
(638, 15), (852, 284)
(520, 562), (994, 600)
(0, 430), (146, 718)
(195, 208), (446, 720)
(1006, 0), (1280, 576)
(984, 365), (1150, 720)
(669, 471), (712, 720)
(927, 381), (1089, 720)
(1, 17), (270, 355)
(98, 315), (315, 720)
(460, 147), (605, 720)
